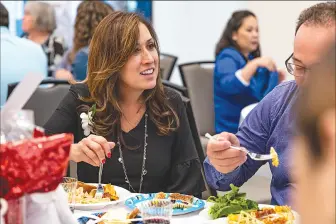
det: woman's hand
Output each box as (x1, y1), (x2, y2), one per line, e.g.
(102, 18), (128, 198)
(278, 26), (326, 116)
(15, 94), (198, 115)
(70, 135), (115, 166)
(55, 69), (74, 81)
(240, 56), (277, 83)
(255, 56), (277, 72)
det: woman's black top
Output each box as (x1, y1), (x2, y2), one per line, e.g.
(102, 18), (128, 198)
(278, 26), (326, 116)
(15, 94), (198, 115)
(44, 84), (205, 196)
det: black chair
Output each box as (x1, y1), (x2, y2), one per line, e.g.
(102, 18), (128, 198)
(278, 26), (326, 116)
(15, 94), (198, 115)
(7, 79), (70, 126)
(161, 80), (189, 98)
(160, 53), (178, 80)
(180, 95), (217, 198)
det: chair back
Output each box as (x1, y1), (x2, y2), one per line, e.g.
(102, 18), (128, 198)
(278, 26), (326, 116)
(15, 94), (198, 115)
(7, 79), (70, 126)
(161, 80), (188, 98)
(178, 61), (215, 136)
(180, 95), (217, 198)
(160, 53), (178, 80)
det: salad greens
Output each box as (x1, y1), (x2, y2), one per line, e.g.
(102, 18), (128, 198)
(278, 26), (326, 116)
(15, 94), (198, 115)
(207, 184), (258, 219)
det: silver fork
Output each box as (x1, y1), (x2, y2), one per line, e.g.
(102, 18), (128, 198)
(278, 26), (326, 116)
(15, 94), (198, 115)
(205, 133), (272, 161)
(95, 163), (104, 199)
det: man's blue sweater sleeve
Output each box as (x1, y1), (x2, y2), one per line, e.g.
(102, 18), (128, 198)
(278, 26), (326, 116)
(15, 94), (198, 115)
(204, 157), (241, 189)
(203, 87), (275, 190)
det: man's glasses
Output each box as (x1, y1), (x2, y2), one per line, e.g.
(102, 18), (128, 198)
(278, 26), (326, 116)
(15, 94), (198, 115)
(285, 53), (309, 77)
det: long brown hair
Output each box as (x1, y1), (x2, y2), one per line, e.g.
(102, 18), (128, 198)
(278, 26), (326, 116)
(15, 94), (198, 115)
(67, 1), (113, 65)
(81, 12), (179, 142)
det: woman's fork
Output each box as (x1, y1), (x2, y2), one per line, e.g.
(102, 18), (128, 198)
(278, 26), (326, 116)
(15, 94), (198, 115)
(205, 133), (273, 161)
(95, 163), (104, 199)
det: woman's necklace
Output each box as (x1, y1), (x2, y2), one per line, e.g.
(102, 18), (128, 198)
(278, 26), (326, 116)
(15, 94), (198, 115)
(122, 104), (144, 131)
(117, 113), (148, 193)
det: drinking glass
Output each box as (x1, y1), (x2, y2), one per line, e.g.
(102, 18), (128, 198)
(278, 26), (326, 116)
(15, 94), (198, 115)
(137, 199), (173, 224)
(61, 177), (77, 212)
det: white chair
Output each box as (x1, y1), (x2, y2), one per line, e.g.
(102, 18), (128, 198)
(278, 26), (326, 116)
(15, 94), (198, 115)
(239, 103), (258, 125)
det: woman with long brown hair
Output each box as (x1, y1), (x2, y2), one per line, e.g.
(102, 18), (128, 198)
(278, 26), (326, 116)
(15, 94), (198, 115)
(44, 12), (205, 195)
(54, 1), (113, 81)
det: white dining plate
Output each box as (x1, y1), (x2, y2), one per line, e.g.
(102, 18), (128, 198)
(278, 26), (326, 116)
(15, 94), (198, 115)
(199, 204), (300, 224)
(71, 184), (132, 210)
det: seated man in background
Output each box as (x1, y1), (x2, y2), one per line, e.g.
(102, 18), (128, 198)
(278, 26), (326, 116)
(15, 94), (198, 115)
(0, 3), (47, 106)
(293, 42), (335, 224)
(204, 2), (335, 205)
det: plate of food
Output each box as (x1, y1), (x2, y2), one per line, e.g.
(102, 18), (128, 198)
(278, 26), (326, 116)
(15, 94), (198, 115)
(124, 192), (205, 215)
(71, 181), (132, 210)
(199, 184), (299, 224)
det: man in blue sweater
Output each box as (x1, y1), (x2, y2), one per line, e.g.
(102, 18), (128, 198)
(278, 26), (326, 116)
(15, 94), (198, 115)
(204, 2), (335, 206)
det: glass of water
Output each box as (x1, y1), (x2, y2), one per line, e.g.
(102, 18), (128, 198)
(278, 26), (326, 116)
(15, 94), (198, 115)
(61, 177), (77, 212)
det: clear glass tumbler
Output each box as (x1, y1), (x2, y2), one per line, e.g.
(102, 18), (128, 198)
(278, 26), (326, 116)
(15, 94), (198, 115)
(61, 177), (77, 212)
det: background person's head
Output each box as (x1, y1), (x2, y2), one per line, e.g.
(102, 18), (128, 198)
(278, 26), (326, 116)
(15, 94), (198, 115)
(215, 10), (260, 59)
(22, 1), (56, 34)
(0, 3), (9, 28)
(285, 2), (335, 86)
(84, 12), (178, 138)
(292, 42), (335, 224)
(68, 1), (114, 64)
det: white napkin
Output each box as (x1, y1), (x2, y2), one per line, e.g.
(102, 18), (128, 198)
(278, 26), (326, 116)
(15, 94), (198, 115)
(26, 185), (77, 224)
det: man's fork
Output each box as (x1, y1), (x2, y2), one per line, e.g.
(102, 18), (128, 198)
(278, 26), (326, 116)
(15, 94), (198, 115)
(205, 133), (273, 161)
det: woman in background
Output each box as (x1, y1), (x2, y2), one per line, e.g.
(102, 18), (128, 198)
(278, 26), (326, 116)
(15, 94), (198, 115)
(214, 10), (285, 133)
(44, 12), (205, 196)
(55, 1), (114, 81)
(22, 1), (66, 77)
(292, 45), (335, 224)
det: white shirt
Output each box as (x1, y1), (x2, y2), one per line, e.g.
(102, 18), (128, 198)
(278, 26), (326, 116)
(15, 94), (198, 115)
(0, 26), (48, 106)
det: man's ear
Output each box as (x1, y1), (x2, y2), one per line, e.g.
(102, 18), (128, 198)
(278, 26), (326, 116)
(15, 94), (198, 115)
(317, 108), (335, 165)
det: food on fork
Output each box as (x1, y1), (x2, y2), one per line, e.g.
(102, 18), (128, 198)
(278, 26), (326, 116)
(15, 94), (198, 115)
(270, 147), (279, 167)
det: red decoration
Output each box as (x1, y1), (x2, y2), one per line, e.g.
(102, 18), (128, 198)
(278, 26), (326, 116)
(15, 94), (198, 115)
(33, 126), (46, 138)
(0, 133), (73, 200)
